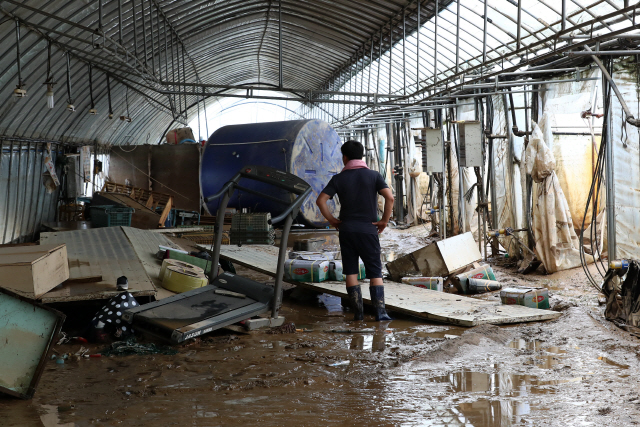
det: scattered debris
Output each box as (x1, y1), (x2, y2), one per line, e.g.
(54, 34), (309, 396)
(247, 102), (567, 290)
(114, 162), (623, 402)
(501, 287), (550, 309)
(100, 336), (178, 357)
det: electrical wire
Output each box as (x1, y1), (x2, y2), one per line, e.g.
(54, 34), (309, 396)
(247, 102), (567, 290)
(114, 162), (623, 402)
(579, 58), (611, 291)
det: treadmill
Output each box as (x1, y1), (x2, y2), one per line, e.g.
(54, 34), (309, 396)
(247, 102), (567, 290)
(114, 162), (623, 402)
(122, 165), (312, 343)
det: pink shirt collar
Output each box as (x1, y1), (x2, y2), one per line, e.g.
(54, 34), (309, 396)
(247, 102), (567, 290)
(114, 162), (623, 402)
(342, 159), (369, 172)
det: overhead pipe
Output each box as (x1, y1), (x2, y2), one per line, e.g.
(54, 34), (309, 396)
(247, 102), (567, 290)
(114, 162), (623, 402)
(507, 87), (531, 137)
(585, 44), (640, 127)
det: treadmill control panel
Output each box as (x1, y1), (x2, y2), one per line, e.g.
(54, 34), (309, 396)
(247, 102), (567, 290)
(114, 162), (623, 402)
(240, 165), (310, 195)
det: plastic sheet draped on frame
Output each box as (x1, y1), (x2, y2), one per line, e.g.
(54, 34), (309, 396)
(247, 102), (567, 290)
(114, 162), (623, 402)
(526, 115), (591, 273)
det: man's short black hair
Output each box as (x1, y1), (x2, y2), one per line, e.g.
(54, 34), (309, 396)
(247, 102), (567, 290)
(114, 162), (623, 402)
(341, 140), (364, 160)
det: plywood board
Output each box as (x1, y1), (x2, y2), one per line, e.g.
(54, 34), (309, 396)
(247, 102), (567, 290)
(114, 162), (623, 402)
(121, 227), (185, 300)
(0, 288), (65, 399)
(216, 245), (561, 327)
(39, 227), (156, 303)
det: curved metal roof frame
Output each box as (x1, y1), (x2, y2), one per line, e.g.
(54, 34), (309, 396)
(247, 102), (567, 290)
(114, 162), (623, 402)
(0, 0), (443, 146)
(303, 0), (638, 128)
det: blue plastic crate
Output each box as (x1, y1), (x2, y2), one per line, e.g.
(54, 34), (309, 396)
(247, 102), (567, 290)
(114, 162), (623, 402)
(90, 205), (134, 227)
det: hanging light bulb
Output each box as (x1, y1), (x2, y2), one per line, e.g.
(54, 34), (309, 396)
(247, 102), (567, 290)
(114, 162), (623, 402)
(45, 83), (54, 109)
(43, 41), (55, 108)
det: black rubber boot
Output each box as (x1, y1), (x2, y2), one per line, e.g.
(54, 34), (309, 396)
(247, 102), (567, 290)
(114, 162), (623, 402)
(347, 285), (364, 321)
(369, 285), (393, 321)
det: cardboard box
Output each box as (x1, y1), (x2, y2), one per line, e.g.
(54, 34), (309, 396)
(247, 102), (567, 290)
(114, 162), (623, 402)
(329, 260), (366, 281)
(500, 287), (550, 309)
(284, 259), (330, 282)
(166, 127), (196, 144)
(0, 244), (69, 299)
(401, 277), (444, 292)
(385, 232), (481, 281)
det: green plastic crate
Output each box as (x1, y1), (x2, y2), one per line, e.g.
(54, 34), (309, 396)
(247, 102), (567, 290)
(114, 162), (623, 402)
(90, 205), (134, 227)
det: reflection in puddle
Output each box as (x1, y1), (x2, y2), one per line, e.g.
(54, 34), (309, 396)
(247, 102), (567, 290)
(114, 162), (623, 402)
(508, 340), (567, 369)
(427, 368), (583, 426)
(598, 356), (630, 369)
(40, 404), (76, 427)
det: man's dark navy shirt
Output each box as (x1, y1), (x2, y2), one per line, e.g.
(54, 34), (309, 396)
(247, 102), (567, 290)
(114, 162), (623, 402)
(321, 168), (389, 234)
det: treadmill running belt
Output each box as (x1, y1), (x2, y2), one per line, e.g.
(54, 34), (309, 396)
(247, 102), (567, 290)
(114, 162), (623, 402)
(136, 293), (256, 331)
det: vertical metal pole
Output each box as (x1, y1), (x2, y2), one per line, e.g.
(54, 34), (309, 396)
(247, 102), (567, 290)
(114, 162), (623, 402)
(517, 0), (522, 51)
(163, 21), (168, 81)
(402, 8), (406, 95)
(561, 0), (567, 31)
(279, 0), (283, 89)
(377, 30), (382, 95)
(272, 213), (294, 318)
(118, 0), (123, 44)
(10, 141), (23, 243)
(149, 0), (155, 75)
(156, 9), (162, 80)
(132, 0), (138, 60)
(98, 0), (103, 30)
(15, 20), (21, 87)
(434, 0), (438, 87)
(417, 0), (420, 90)
(2, 141), (14, 244)
(182, 46), (187, 120)
(605, 90), (616, 260)
(456, 0), (460, 75)
(141, 0), (148, 67)
(171, 32), (177, 116)
(389, 25), (393, 94)
(482, 0), (487, 76)
(368, 41), (373, 94)
(440, 121), (446, 239)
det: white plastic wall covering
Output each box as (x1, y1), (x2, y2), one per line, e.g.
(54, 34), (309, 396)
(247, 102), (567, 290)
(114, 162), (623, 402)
(609, 61), (640, 261)
(425, 128), (444, 173)
(459, 121), (483, 167)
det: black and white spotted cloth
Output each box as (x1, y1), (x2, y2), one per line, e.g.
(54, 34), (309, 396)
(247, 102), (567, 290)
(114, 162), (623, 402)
(93, 291), (139, 335)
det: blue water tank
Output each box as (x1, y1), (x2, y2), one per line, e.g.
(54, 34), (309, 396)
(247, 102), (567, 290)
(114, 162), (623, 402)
(200, 120), (342, 228)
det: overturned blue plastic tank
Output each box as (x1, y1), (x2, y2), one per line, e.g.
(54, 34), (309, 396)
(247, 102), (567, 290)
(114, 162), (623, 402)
(200, 120), (342, 228)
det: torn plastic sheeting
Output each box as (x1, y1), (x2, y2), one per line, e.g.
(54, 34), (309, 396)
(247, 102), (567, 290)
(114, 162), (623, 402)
(525, 115), (592, 273)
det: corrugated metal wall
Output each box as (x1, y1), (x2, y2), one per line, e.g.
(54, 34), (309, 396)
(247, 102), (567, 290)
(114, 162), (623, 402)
(0, 139), (61, 244)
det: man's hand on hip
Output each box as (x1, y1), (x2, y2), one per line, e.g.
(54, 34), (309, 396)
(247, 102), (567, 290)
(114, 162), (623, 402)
(329, 218), (342, 229)
(372, 220), (388, 234)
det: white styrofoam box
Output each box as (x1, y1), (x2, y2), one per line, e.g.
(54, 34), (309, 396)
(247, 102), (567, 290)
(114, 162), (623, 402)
(459, 121), (483, 167)
(424, 128), (444, 173)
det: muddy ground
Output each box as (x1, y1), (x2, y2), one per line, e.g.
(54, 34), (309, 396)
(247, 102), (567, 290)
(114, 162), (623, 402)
(2, 227), (639, 426)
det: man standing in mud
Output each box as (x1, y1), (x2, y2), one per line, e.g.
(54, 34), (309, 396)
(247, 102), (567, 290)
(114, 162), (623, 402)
(316, 140), (395, 321)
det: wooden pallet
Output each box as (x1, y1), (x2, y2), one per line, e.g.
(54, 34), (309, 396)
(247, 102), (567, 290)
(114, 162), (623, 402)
(101, 182), (173, 226)
(211, 245), (562, 327)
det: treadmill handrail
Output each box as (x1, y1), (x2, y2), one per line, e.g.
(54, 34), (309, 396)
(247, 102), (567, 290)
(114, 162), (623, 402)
(270, 186), (312, 224)
(203, 174), (241, 203)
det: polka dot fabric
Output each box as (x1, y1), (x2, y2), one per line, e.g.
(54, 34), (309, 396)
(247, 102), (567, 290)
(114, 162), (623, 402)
(92, 291), (139, 336)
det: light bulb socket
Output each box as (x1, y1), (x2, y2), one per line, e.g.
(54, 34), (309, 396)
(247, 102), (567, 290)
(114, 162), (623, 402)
(89, 108), (98, 115)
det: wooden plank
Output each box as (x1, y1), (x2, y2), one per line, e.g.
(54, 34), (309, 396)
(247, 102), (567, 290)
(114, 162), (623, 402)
(214, 245), (561, 327)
